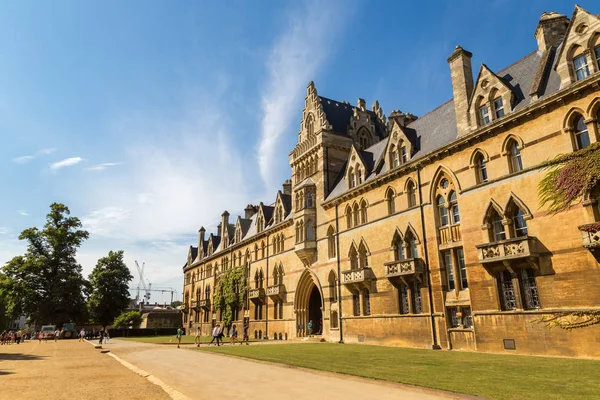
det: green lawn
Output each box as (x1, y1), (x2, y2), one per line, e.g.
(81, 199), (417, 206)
(117, 335), (257, 345)
(198, 343), (600, 400)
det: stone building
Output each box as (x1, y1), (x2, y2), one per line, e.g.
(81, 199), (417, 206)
(182, 6), (600, 357)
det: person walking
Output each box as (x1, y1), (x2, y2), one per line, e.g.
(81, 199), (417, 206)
(54, 329), (60, 342)
(209, 324), (221, 346)
(230, 324), (238, 345)
(242, 323), (249, 345)
(176, 326), (183, 348)
(307, 320), (313, 336)
(99, 328), (104, 345)
(194, 327), (201, 347)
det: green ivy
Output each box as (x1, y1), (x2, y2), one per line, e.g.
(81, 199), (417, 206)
(213, 266), (248, 328)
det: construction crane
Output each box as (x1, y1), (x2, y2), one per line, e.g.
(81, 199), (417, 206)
(135, 260), (152, 303)
(147, 287), (178, 305)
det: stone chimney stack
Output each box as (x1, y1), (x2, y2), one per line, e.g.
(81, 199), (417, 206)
(357, 98), (366, 111)
(198, 227), (205, 251)
(447, 46), (474, 137)
(534, 12), (568, 52)
(388, 110), (418, 128)
(282, 179), (292, 195)
(221, 211), (230, 246)
(244, 204), (258, 219)
(217, 222), (222, 237)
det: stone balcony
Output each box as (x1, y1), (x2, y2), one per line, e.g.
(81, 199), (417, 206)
(579, 223), (600, 249)
(199, 299), (210, 309)
(266, 284), (285, 299)
(439, 224), (461, 247)
(248, 287), (265, 302)
(476, 236), (539, 265)
(191, 300), (199, 310)
(384, 258), (425, 283)
(295, 239), (317, 265)
(341, 267), (375, 290)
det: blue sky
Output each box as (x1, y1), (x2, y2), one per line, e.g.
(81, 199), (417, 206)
(0, 0), (592, 302)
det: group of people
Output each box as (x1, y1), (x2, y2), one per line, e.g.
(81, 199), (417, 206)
(0, 329), (25, 344)
(175, 323), (250, 348)
(77, 328), (110, 344)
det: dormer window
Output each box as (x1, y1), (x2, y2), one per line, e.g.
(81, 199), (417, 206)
(391, 145), (399, 168)
(349, 168), (356, 188)
(574, 54), (590, 81)
(400, 145), (407, 163)
(493, 98), (504, 118)
(357, 168), (363, 184)
(479, 104), (490, 125)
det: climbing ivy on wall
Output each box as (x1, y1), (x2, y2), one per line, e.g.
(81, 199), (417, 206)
(537, 142), (600, 329)
(213, 266), (247, 328)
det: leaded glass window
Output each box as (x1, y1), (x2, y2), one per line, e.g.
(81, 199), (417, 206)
(362, 290), (371, 316)
(437, 196), (448, 226)
(494, 97), (504, 118)
(412, 282), (422, 314)
(574, 115), (590, 150)
(462, 307), (473, 328)
(574, 54), (590, 81)
(499, 270), (517, 311)
(399, 284), (409, 314)
(353, 293), (360, 316)
(457, 248), (468, 290)
(480, 105), (490, 125)
(513, 209), (528, 237)
(522, 268), (540, 310)
(444, 251), (455, 291)
(449, 307), (460, 328)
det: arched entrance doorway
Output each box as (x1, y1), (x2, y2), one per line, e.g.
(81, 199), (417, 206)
(294, 269), (323, 337)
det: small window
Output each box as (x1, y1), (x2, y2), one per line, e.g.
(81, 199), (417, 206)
(457, 248), (468, 290)
(448, 307), (460, 328)
(362, 290), (371, 316)
(449, 191), (460, 224)
(437, 196), (449, 227)
(306, 191), (314, 208)
(396, 241), (405, 261)
(462, 307), (473, 328)
(400, 146), (408, 163)
(494, 97), (504, 118)
(391, 148), (400, 168)
(521, 268), (540, 310)
(479, 104), (490, 125)
(352, 292), (360, 316)
(508, 141), (523, 173)
(349, 169), (356, 188)
(412, 282), (422, 314)
(574, 115), (590, 150)
(498, 270), (516, 311)
(444, 251), (455, 291)
(574, 54), (590, 81)
(407, 181), (417, 207)
(306, 220), (314, 240)
(386, 190), (395, 215)
(398, 284), (409, 314)
(357, 168), (363, 184)
(406, 232), (418, 259)
(490, 210), (506, 242)
(476, 154), (488, 183)
(512, 209), (528, 237)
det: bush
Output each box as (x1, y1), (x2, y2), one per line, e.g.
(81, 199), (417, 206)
(112, 311), (142, 328)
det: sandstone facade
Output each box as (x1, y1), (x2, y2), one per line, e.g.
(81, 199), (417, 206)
(182, 6), (600, 357)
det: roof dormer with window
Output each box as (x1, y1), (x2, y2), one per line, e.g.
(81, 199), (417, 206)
(469, 65), (514, 128)
(345, 146), (368, 190)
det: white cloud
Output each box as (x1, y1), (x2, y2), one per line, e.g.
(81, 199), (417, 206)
(257, 0), (353, 193)
(18, 209), (29, 216)
(50, 157), (84, 170)
(82, 207), (131, 236)
(0, 227), (10, 235)
(37, 148), (56, 155)
(85, 162), (123, 171)
(13, 155), (35, 164)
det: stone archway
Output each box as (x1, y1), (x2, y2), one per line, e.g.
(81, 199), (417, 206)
(294, 269), (324, 337)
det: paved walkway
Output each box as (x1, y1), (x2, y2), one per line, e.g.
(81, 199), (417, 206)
(0, 339), (169, 399)
(106, 339), (470, 399)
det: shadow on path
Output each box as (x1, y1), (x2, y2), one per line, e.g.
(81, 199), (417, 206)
(0, 353), (45, 361)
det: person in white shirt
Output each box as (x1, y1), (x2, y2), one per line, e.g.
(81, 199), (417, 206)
(209, 324), (221, 346)
(194, 327), (201, 347)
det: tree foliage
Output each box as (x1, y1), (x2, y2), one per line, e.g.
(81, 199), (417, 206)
(537, 143), (600, 329)
(538, 142), (600, 215)
(213, 266), (247, 328)
(0, 203), (89, 326)
(88, 250), (133, 327)
(171, 300), (182, 308)
(113, 310), (142, 328)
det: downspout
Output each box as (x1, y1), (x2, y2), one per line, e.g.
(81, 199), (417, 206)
(417, 165), (439, 349)
(335, 204), (344, 343)
(265, 233), (269, 339)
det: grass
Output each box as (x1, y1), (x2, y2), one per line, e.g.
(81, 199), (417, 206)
(117, 335), (257, 345)
(198, 343), (600, 400)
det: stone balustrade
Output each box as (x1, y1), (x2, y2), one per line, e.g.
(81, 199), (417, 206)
(384, 258), (424, 278)
(579, 223), (600, 249)
(341, 267), (375, 285)
(476, 236), (538, 264)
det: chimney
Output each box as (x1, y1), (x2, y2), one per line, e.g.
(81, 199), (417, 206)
(244, 204), (258, 219)
(447, 46), (474, 137)
(388, 110), (418, 128)
(221, 211), (229, 247)
(357, 98), (366, 111)
(217, 222), (222, 237)
(534, 12), (568, 52)
(282, 179), (292, 195)
(198, 227), (205, 255)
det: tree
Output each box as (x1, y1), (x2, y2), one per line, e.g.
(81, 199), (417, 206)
(170, 301), (182, 308)
(0, 203), (89, 327)
(537, 143), (600, 329)
(113, 311), (142, 328)
(88, 250), (133, 327)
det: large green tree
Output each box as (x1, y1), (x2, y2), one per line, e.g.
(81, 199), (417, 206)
(113, 310), (142, 328)
(0, 203), (89, 326)
(88, 250), (133, 327)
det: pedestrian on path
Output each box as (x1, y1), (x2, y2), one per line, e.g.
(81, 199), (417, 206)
(176, 326), (183, 348)
(307, 320), (313, 336)
(54, 329), (60, 342)
(209, 324), (221, 346)
(242, 323), (249, 345)
(99, 328), (104, 345)
(230, 324), (238, 345)
(194, 327), (201, 347)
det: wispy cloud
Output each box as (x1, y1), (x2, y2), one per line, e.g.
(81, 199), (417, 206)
(85, 162), (123, 171)
(257, 0), (354, 193)
(50, 157), (84, 170)
(0, 227), (11, 235)
(12, 148), (57, 164)
(82, 207), (131, 235)
(18, 209), (29, 216)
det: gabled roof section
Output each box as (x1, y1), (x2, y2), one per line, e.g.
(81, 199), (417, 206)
(554, 6), (599, 70)
(319, 96), (386, 139)
(189, 246), (198, 262)
(468, 64), (515, 110)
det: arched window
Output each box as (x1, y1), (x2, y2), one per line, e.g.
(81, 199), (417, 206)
(254, 270), (259, 289)
(573, 51), (590, 81)
(353, 203), (359, 226)
(405, 230), (418, 259)
(254, 244), (258, 260)
(493, 97), (504, 118)
(360, 200), (368, 224)
(327, 226), (336, 259)
(407, 180), (417, 208)
(306, 114), (314, 136)
(357, 167), (363, 185)
(489, 209), (506, 242)
(349, 244), (359, 270)
(573, 114), (590, 150)
(390, 144), (399, 168)
(348, 167), (356, 188)
(306, 191), (314, 208)
(449, 191), (460, 224)
(362, 289), (371, 316)
(479, 97), (490, 126)
(295, 193), (301, 210)
(399, 141), (408, 163)
(392, 231), (405, 261)
(272, 236), (278, 254)
(386, 188), (396, 215)
(259, 269), (264, 288)
(279, 234), (284, 252)
(306, 220), (314, 241)
(328, 270), (337, 303)
(345, 206), (352, 229)
(474, 153), (488, 183)
(437, 195), (448, 227)
(261, 241), (266, 258)
(358, 129), (370, 150)
(358, 242), (368, 268)
(507, 140), (523, 173)
(511, 208), (528, 237)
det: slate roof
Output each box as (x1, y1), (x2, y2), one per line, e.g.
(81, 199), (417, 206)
(281, 194), (292, 215)
(319, 96), (387, 139)
(190, 246), (198, 261)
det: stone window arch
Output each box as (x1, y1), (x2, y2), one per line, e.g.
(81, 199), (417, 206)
(359, 199), (368, 224)
(391, 229), (405, 261)
(348, 243), (359, 270)
(327, 225), (336, 259)
(476, 95), (490, 126)
(348, 166), (356, 188)
(489, 88), (505, 119)
(306, 219), (315, 241)
(437, 195), (449, 227)
(261, 241), (266, 259)
(502, 136), (524, 173)
(358, 240), (369, 268)
(385, 187), (396, 215)
(345, 205), (352, 229)
(306, 113), (315, 136)
(482, 200), (507, 242)
(405, 179), (417, 208)
(404, 227), (419, 259)
(352, 202), (360, 226)
(563, 109), (592, 151)
(389, 144), (399, 168)
(470, 149), (489, 184)
(504, 195), (532, 238)
(306, 190), (314, 208)
(449, 191), (460, 224)
(328, 270), (337, 303)
(569, 44), (591, 81)
(357, 127), (371, 150)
